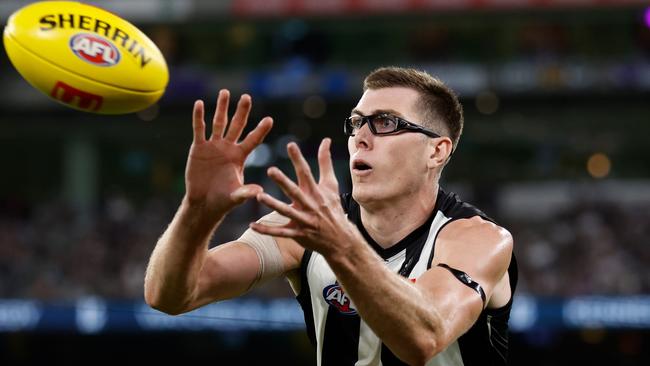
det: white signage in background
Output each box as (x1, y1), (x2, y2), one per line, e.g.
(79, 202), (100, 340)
(134, 298), (305, 331)
(0, 300), (41, 331)
(563, 296), (650, 328)
(75, 297), (108, 334)
(510, 295), (538, 332)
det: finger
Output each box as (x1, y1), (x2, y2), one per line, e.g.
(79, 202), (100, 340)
(224, 94), (252, 142)
(266, 167), (316, 210)
(250, 222), (302, 239)
(287, 143), (319, 192)
(239, 117), (274, 155)
(230, 184), (263, 205)
(256, 192), (313, 226)
(192, 100), (206, 143)
(317, 138), (338, 188)
(211, 89), (230, 140)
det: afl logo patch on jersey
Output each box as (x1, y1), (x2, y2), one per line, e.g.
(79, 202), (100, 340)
(70, 33), (121, 66)
(323, 283), (357, 315)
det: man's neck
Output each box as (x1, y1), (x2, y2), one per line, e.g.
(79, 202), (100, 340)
(359, 184), (439, 249)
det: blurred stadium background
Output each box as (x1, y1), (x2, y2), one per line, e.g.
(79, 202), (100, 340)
(1, 0), (650, 364)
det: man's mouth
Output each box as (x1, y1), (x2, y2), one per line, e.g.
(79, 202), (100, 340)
(354, 162), (372, 170)
(352, 159), (373, 174)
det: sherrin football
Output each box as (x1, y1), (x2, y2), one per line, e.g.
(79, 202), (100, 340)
(3, 1), (168, 114)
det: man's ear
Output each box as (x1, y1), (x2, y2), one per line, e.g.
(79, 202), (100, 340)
(427, 137), (453, 169)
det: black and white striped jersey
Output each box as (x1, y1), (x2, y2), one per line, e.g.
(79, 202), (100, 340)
(295, 188), (518, 366)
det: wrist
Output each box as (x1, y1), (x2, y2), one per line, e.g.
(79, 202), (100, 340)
(182, 194), (230, 219)
(325, 228), (377, 273)
(177, 196), (227, 239)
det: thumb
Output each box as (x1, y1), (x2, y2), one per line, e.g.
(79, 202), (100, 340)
(230, 184), (263, 204)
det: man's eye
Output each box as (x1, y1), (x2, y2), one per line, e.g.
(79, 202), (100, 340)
(374, 116), (395, 130)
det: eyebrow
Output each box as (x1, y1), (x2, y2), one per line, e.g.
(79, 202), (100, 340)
(350, 108), (406, 118)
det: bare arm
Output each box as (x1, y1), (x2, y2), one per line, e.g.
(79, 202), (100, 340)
(251, 140), (513, 365)
(144, 200), (266, 315)
(144, 90), (280, 315)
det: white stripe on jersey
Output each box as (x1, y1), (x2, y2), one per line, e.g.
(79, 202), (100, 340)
(306, 253), (332, 366)
(357, 321), (382, 366)
(410, 211), (451, 277)
(357, 250), (405, 365)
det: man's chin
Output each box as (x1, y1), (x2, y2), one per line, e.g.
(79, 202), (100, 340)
(352, 186), (377, 205)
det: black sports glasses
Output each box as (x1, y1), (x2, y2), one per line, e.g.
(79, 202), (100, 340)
(344, 113), (441, 138)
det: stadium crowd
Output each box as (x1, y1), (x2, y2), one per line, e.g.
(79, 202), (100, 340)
(1, 188), (648, 300)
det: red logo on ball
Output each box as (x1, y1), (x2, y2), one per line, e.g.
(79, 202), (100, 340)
(69, 33), (121, 67)
(51, 81), (103, 111)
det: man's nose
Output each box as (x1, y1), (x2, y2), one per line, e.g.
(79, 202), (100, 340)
(353, 123), (373, 149)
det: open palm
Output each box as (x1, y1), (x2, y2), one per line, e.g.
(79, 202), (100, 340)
(185, 90), (273, 215)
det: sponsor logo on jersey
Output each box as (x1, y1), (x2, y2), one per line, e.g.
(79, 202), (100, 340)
(69, 33), (120, 66)
(323, 283), (357, 315)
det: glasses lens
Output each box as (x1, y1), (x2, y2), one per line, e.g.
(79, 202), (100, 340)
(371, 114), (398, 134)
(345, 116), (363, 135)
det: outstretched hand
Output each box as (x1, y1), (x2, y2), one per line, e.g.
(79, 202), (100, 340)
(185, 90), (273, 216)
(251, 139), (362, 257)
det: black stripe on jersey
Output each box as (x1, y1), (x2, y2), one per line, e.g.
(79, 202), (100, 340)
(458, 290), (514, 365)
(436, 188), (494, 224)
(296, 250), (316, 347)
(381, 343), (408, 366)
(321, 306), (361, 366)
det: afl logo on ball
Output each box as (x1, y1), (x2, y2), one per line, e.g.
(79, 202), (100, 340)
(69, 33), (121, 67)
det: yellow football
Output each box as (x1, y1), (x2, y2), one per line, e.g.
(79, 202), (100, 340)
(3, 1), (168, 114)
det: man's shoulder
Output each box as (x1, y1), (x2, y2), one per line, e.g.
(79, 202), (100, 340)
(442, 215), (511, 245)
(436, 215), (514, 275)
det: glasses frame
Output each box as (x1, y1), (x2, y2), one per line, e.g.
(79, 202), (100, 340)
(344, 113), (441, 138)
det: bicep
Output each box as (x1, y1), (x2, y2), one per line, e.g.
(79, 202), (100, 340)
(415, 266), (486, 347)
(416, 218), (513, 347)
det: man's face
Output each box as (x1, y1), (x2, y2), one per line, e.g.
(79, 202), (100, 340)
(347, 87), (433, 205)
